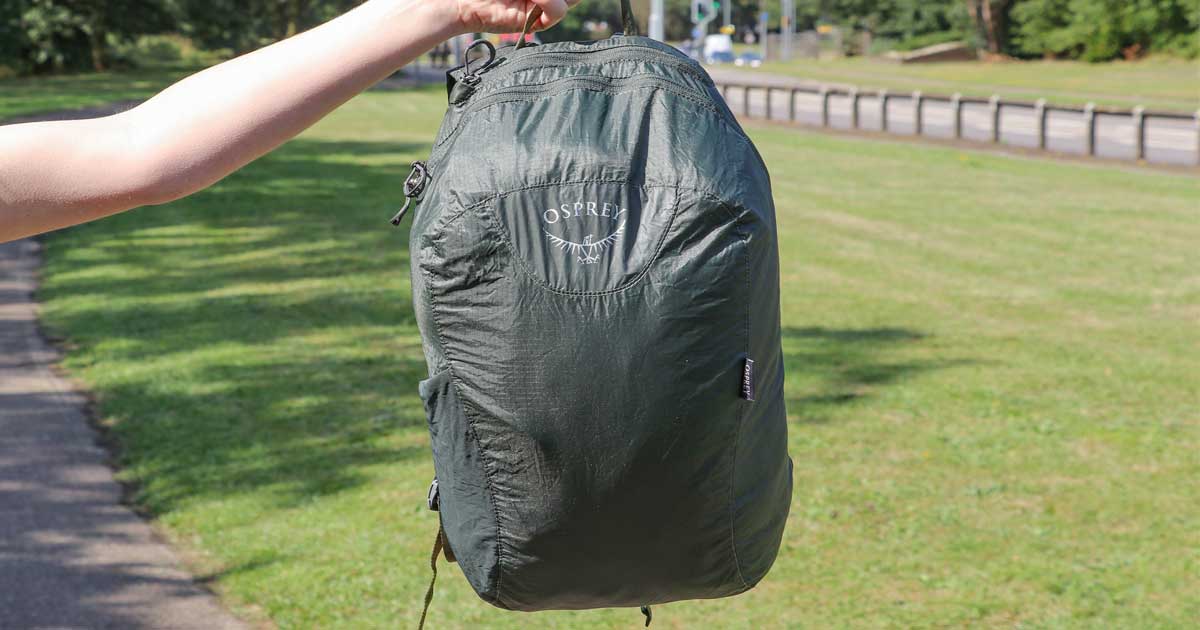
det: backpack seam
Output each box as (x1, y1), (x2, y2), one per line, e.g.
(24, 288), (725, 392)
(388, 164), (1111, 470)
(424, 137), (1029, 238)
(472, 181), (682, 297)
(435, 82), (728, 150)
(727, 207), (753, 592)
(420, 210), (509, 606)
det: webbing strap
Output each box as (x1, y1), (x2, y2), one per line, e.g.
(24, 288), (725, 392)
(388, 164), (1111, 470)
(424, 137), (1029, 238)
(516, 7), (543, 49)
(620, 0), (640, 36)
(417, 524), (445, 630)
(517, 0), (639, 50)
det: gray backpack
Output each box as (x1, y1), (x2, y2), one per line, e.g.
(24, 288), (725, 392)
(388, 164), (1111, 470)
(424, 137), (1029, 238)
(398, 4), (791, 624)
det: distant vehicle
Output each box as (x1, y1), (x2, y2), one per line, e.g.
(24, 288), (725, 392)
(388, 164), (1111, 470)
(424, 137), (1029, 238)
(706, 50), (736, 64)
(675, 40), (699, 60)
(735, 52), (763, 68)
(703, 34), (734, 64)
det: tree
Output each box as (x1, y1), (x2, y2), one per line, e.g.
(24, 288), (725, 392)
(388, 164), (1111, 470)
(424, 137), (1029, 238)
(0, 0), (173, 74)
(965, 0), (1011, 54)
(1010, 0), (1199, 61)
(173, 0), (363, 56)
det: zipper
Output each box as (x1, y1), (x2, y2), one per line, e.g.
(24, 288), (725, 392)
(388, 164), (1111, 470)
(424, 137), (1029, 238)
(479, 43), (712, 90)
(427, 72), (733, 174)
(463, 73), (716, 116)
(426, 70), (741, 189)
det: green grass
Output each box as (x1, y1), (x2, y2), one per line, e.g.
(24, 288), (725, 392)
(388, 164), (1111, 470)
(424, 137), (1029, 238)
(741, 55), (1200, 112)
(32, 87), (1200, 628)
(0, 66), (198, 120)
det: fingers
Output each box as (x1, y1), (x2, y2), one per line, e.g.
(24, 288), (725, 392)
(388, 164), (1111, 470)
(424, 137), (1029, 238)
(530, 0), (570, 30)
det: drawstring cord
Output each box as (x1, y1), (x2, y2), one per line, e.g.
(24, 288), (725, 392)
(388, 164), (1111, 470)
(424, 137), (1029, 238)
(417, 524), (445, 630)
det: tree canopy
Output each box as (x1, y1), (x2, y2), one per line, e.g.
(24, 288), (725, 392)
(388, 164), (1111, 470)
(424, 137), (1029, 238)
(0, 0), (1195, 77)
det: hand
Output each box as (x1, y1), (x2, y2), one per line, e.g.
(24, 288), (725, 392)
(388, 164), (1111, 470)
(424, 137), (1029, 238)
(452, 0), (581, 34)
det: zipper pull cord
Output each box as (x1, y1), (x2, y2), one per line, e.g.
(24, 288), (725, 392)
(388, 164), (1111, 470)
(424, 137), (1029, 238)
(390, 160), (430, 226)
(516, 7), (542, 49)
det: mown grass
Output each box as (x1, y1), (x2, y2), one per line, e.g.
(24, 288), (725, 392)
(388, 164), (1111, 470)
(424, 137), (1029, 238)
(742, 55), (1200, 112)
(0, 66), (200, 120)
(32, 85), (1200, 628)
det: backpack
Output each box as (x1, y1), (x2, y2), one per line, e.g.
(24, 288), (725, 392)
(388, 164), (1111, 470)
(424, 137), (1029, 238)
(398, 3), (792, 624)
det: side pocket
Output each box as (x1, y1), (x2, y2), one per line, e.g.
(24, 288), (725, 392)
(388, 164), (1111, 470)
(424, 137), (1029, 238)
(416, 368), (504, 607)
(419, 369), (454, 456)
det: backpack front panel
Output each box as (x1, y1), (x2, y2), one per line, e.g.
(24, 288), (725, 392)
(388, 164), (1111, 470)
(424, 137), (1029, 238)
(411, 40), (790, 612)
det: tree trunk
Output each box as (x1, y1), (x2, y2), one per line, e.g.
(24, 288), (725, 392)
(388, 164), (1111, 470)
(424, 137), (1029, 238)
(286, 0), (304, 38)
(967, 0), (1009, 55)
(87, 25), (107, 72)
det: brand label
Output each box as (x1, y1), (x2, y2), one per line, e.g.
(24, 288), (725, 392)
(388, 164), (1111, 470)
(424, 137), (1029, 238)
(542, 200), (628, 265)
(741, 358), (755, 401)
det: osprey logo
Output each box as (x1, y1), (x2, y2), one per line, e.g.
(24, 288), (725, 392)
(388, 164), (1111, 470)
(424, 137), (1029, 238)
(544, 224), (626, 265)
(542, 201), (628, 266)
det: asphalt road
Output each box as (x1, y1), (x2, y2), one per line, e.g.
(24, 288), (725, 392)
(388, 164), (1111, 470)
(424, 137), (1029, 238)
(0, 239), (246, 630)
(708, 68), (1200, 167)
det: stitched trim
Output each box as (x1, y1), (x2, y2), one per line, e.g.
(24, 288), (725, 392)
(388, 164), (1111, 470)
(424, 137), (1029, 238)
(420, 206), (509, 605)
(727, 204), (753, 591)
(470, 66), (711, 99)
(435, 80), (731, 150)
(479, 181), (681, 297)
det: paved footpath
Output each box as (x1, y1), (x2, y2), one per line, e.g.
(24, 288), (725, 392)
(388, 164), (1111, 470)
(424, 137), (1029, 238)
(0, 239), (246, 629)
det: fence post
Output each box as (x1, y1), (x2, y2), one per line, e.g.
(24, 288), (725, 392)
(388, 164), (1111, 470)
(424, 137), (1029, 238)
(820, 87), (831, 127)
(721, 83), (731, 102)
(989, 95), (1002, 143)
(913, 90), (924, 136)
(850, 88), (861, 129)
(1035, 98), (1048, 150)
(951, 92), (963, 139)
(879, 89), (889, 132)
(1132, 105), (1146, 160)
(1194, 109), (1200, 166)
(743, 86), (751, 117)
(1083, 102), (1097, 157)
(789, 88), (799, 122)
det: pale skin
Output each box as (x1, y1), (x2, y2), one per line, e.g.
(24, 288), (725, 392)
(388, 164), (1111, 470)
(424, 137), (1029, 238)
(0, 0), (578, 244)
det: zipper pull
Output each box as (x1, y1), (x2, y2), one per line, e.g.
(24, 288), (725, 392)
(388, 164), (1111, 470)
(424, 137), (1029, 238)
(449, 39), (497, 105)
(390, 160), (431, 226)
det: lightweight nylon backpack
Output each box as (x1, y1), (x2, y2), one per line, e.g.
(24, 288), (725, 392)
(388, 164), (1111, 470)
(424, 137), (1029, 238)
(398, 3), (792, 623)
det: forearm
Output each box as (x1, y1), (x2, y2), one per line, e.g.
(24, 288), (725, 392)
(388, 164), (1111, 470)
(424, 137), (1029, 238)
(125, 0), (456, 203)
(0, 0), (456, 242)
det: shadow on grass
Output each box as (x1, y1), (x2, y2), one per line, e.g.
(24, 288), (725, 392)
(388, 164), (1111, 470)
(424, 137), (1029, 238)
(782, 326), (968, 423)
(37, 136), (437, 517)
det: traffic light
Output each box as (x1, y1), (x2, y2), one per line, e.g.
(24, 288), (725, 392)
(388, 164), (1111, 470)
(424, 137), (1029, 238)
(692, 0), (718, 25)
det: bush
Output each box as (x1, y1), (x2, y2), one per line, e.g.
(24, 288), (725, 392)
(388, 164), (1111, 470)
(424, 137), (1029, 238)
(1011, 0), (1199, 61)
(112, 34), (220, 68)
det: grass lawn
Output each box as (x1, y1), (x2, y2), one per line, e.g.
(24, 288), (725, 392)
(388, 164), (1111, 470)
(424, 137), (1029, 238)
(30, 85), (1200, 628)
(0, 66), (201, 120)
(741, 55), (1200, 112)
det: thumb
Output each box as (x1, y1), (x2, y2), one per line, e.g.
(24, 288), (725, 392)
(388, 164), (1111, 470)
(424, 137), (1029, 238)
(529, 0), (570, 31)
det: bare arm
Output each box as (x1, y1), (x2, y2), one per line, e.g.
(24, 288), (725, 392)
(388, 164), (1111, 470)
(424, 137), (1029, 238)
(0, 0), (572, 243)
